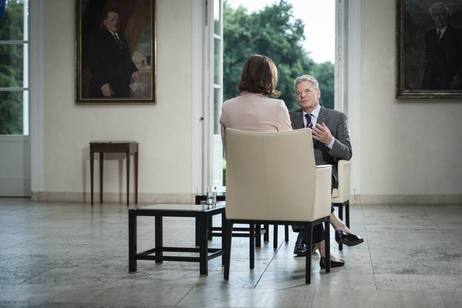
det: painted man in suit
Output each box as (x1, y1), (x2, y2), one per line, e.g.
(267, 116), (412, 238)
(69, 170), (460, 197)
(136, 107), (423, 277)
(291, 74), (363, 264)
(422, 2), (462, 90)
(88, 8), (140, 98)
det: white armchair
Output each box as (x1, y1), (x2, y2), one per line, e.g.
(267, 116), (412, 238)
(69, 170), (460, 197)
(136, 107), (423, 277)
(223, 128), (332, 284)
(331, 159), (351, 251)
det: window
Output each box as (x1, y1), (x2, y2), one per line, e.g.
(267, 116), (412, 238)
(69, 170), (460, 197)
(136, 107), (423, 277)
(211, 0), (224, 188)
(213, 0), (223, 134)
(0, 0), (29, 135)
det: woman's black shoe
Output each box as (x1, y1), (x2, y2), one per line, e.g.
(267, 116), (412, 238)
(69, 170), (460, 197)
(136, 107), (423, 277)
(335, 230), (364, 247)
(293, 232), (307, 256)
(320, 256), (345, 269)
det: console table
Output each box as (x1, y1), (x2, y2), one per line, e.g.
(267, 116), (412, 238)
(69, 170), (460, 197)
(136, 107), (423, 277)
(128, 203), (225, 275)
(90, 141), (139, 206)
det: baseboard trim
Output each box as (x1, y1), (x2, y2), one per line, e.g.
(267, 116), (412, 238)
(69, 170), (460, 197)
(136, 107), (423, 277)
(351, 194), (462, 205)
(29, 192), (462, 205)
(31, 192), (195, 204)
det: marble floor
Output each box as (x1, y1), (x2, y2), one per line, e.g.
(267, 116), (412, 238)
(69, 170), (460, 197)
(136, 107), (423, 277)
(0, 199), (461, 307)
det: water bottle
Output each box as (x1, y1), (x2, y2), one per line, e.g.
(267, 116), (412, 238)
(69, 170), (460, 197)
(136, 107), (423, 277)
(206, 186), (214, 206)
(212, 186), (217, 207)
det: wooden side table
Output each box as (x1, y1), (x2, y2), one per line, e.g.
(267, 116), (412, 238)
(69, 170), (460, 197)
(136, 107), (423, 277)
(90, 141), (139, 206)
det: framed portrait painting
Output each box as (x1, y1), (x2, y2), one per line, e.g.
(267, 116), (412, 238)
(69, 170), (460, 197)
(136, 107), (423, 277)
(76, 0), (156, 104)
(396, 0), (462, 98)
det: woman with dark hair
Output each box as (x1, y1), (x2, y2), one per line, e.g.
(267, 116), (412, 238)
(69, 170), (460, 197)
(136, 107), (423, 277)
(219, 54), (292, 147)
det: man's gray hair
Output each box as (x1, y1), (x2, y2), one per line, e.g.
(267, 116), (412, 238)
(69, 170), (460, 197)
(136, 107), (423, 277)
(429, 2), (450, 16)
(294, 74), (319, 90)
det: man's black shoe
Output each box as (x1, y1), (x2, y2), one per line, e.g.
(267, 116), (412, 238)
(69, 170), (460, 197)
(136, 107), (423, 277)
(293, 232), (307, 256)
(335, 230), (364, 247)
(319, 256), (345, 269)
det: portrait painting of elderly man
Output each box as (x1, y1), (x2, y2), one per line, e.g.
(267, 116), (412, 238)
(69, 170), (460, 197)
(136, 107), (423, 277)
(397, 0), (462, 98)
(76, 0), (155, 103)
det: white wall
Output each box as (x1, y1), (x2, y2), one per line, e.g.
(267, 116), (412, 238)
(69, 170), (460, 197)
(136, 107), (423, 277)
(31, 0), (198, 202)
(30, 0), (462, 204)
(354, 0), (462, 204)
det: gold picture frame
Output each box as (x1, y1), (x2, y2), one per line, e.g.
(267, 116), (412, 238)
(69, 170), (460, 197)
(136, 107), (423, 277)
(76, 0), (156, 104)
(396, 0), (462, 99)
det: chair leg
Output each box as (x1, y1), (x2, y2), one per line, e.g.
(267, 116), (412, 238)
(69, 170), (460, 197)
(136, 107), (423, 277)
(304, 223), (312, 285)
(337, 203), (343, 221)
(224, 220), (233, 280)
(273, 224), (278, 249)
(264, 224), (269, 242)
(284, 224), (289, 242)
(345, 200), (350, 228)
(324, 219), (330, 273)
(249, 224), (255, 269)
(337, 204), (344, 251)
(255, 224), (261, 248)
(221, 213), (225, 266)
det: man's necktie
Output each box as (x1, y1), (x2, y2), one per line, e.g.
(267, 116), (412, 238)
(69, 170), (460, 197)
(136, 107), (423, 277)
(113, 33), (122, 49)
(305, 113), (313, 128)
(437, 29), (443, 39)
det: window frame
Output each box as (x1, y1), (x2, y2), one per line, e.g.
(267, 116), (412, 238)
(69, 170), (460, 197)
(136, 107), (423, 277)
(0, 0), (30, 136)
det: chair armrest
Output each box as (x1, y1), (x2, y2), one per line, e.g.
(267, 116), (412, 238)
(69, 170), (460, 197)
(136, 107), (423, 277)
(338, 160), (351, 169)
(332, 160), (351, 203)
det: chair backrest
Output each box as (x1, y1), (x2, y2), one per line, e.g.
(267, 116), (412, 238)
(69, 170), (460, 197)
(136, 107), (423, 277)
(225, 128), (324, 222)
(333, 160), (351, 203)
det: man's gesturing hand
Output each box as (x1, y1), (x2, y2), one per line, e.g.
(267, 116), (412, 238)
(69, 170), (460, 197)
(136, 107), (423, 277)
(312, 122), (333, 145)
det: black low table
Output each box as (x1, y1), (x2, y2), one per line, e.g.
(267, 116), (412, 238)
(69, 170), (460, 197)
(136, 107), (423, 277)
(128, 202), (225, 275)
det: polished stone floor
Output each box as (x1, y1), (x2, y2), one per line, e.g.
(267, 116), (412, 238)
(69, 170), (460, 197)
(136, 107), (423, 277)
(0, 199), (461, 307)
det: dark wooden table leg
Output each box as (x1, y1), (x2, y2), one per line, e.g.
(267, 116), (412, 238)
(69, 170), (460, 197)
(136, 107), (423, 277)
(126, 151), (130, 207)
(207, 216), (213, 240)
(199, 214), (208, 275)
(195, 217), (200, 247)
(99, 152), (104, 204)
(90, 150), (94, 206)
(134, 150), (138, 204)
(155, 216), (163, 263)
(128, 210), (137, 272)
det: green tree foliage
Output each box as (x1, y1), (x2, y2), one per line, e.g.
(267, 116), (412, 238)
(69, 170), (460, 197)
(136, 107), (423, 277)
(223, 0), (334, 110)
(0, 0), (24, 134)
(312, 62), (335, 109)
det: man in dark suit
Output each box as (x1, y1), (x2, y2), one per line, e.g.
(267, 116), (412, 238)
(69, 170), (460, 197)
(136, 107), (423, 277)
(290, 74), (363, 268)
(422, 2), (462, 90)
(88, 8), (139, 98)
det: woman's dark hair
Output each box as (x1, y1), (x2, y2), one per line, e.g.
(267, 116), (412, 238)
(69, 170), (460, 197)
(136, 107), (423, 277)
(237, 54), (280, 97)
